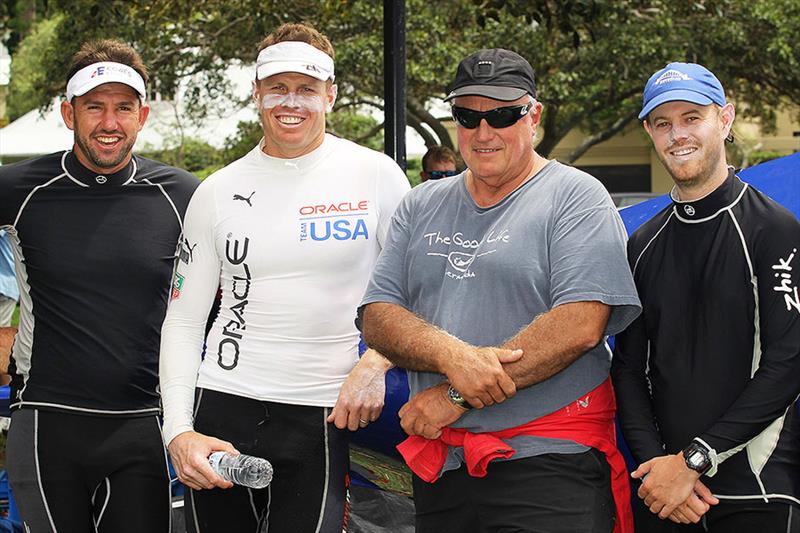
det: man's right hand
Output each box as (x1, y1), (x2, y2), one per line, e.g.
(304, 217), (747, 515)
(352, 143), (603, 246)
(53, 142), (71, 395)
(168, 431), (239, 491)
(442, 347), (523, 408)
(667, 480), (719, 524)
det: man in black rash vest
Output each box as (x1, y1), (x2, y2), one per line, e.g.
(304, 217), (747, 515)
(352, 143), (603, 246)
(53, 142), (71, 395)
(612, 62), (800, 532)
(0, 39), (198, 532)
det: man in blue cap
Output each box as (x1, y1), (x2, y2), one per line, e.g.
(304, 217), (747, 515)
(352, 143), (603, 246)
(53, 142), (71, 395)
(612, 62), (800, 531)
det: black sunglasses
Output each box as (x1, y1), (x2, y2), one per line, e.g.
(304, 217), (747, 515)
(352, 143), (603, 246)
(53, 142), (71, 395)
(452, 103), (532, 129)
(426, 170), (459, 180)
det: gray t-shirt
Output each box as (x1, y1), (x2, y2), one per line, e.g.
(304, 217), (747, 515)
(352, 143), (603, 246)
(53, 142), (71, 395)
(362, 160), (641, 467)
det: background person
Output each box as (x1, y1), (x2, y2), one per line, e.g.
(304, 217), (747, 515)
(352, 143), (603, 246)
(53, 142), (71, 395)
(612, 62), (800, 531)
(0, 231), (17, 386)
(0, 39), (199, 532)
(360, 48), (640, 533)
(159, 22), (410, 533)
(0, 231), (17, 328)
(419, 145), (459, 182)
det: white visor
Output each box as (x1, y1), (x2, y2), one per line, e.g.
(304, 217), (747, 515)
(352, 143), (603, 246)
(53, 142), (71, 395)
(256, 41), (335, 82)
(66, 61), (147, 101)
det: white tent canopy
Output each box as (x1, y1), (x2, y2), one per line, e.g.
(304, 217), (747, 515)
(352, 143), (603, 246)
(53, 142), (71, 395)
(0, 62), (427, 162)
(0, 63), (258, 161)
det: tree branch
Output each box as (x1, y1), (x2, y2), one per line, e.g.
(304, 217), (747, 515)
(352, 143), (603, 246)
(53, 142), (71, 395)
(565, 109), (639, 163)
(406, 107), (439, 149)
(354, 121), (386, 144)
(407, 96), (454, 150)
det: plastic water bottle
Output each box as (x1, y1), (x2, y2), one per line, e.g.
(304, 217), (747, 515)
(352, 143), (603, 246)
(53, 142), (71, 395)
(208, 452), (273, 489)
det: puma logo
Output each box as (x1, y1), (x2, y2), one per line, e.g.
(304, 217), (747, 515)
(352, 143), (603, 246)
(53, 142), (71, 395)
(181, 239), (198, 264)
(233, 191), (255, 207)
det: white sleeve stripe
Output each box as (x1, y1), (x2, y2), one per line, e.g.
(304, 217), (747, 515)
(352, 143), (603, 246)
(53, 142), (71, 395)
(13, 173), (68, 227)
(632, 212), (674, 276)
(141, 178), (185, 234)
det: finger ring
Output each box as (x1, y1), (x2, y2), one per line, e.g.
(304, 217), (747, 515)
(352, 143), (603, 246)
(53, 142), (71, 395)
(359, 418), (368, 426)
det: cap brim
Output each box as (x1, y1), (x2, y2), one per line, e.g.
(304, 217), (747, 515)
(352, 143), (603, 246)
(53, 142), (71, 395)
(72, 76), (146, 100)
(638, 89), (715, 120)
(444, 84), (528, 102)
(256, 61), (332, 82)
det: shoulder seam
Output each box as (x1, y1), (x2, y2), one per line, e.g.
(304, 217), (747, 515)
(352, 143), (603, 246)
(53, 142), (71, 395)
(140, 178), (185, 234)
(632, 212), (675, 276)
(14, 173), (69, 227)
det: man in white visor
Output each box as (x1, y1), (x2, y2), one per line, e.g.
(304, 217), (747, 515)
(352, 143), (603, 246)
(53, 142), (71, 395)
(0, 39), (199, 532)
(160, 22), (410, 532)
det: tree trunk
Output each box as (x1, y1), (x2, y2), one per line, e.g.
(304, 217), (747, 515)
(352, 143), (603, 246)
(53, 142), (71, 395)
(407, 97), (455, 150)
(406, 108), (438, 149)
(565, 109), (639, 163)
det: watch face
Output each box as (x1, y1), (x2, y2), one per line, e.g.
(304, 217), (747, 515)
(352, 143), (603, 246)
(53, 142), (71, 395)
(684, 444), (711, 473)
(687, 451), (705, 468)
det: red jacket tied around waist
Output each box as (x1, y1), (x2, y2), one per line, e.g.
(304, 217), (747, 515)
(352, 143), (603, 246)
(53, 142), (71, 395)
(397, 377), (633, 533)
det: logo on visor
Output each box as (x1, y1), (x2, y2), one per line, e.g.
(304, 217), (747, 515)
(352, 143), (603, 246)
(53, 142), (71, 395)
(91, 66), (105, 78)
(305, 64), (321, 73)
(655, 69), (692, 85)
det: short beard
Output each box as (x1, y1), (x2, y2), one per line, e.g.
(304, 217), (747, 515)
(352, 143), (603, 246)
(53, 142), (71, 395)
(74, 126), (135, 172)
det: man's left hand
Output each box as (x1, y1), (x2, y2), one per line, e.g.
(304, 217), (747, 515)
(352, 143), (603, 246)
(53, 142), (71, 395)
(398, 382), (465, 439)
(667, 479), (719, 524)
(328, 349), (391, 431)
(632, 453), (701, 518)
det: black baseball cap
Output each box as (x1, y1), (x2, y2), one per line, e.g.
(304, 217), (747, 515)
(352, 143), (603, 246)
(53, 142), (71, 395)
(444, 48), (537, 102)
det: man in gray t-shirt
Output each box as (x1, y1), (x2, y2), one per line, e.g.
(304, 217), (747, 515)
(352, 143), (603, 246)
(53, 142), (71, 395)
(360, 49), (641, 533)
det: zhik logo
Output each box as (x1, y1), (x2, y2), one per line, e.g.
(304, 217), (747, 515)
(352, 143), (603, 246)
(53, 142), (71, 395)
(773, 248), (800, 314)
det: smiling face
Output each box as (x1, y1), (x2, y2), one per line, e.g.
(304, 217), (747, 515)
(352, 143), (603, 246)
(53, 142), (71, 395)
(60, 82), (149, 174)
(254, 72), (335, 159)
(644, 100), (734, 198)
(454, 94), (543, 201)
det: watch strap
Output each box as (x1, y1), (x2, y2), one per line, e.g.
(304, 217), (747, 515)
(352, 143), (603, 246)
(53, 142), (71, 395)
(447, 385), (473, 410)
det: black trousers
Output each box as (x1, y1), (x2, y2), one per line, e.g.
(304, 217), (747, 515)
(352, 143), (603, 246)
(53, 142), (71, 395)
(6, 409), (171, 533)
(633, 495), (800, 533)
(185, 389), (350, 533)
(412, 448), (616, 533)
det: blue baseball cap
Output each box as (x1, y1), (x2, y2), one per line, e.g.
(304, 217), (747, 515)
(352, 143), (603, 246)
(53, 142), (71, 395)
(638, 62), (726, 120)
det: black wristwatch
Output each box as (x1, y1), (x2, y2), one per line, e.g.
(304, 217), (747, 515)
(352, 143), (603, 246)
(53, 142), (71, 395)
(447, 385), (473, 410)
(682, 440), (712, 475)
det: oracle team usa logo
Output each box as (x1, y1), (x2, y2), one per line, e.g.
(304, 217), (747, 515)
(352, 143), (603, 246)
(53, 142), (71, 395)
(298, 200), (370, 242)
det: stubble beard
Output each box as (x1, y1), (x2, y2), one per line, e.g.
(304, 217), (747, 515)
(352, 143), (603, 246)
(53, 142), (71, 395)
(659, 140), (723, 193)
(74, 125), (135, 172)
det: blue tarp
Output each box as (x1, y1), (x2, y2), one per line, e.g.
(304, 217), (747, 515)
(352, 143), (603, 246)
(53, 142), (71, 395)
(620, 152), (800, 233)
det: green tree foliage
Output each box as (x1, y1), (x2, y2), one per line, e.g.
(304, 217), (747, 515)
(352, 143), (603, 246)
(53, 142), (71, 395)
(142, 137), (224, 174)
(473, 0), (800, 160)
(6, 14), (63, 120)
(4, 0), (800, 161)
